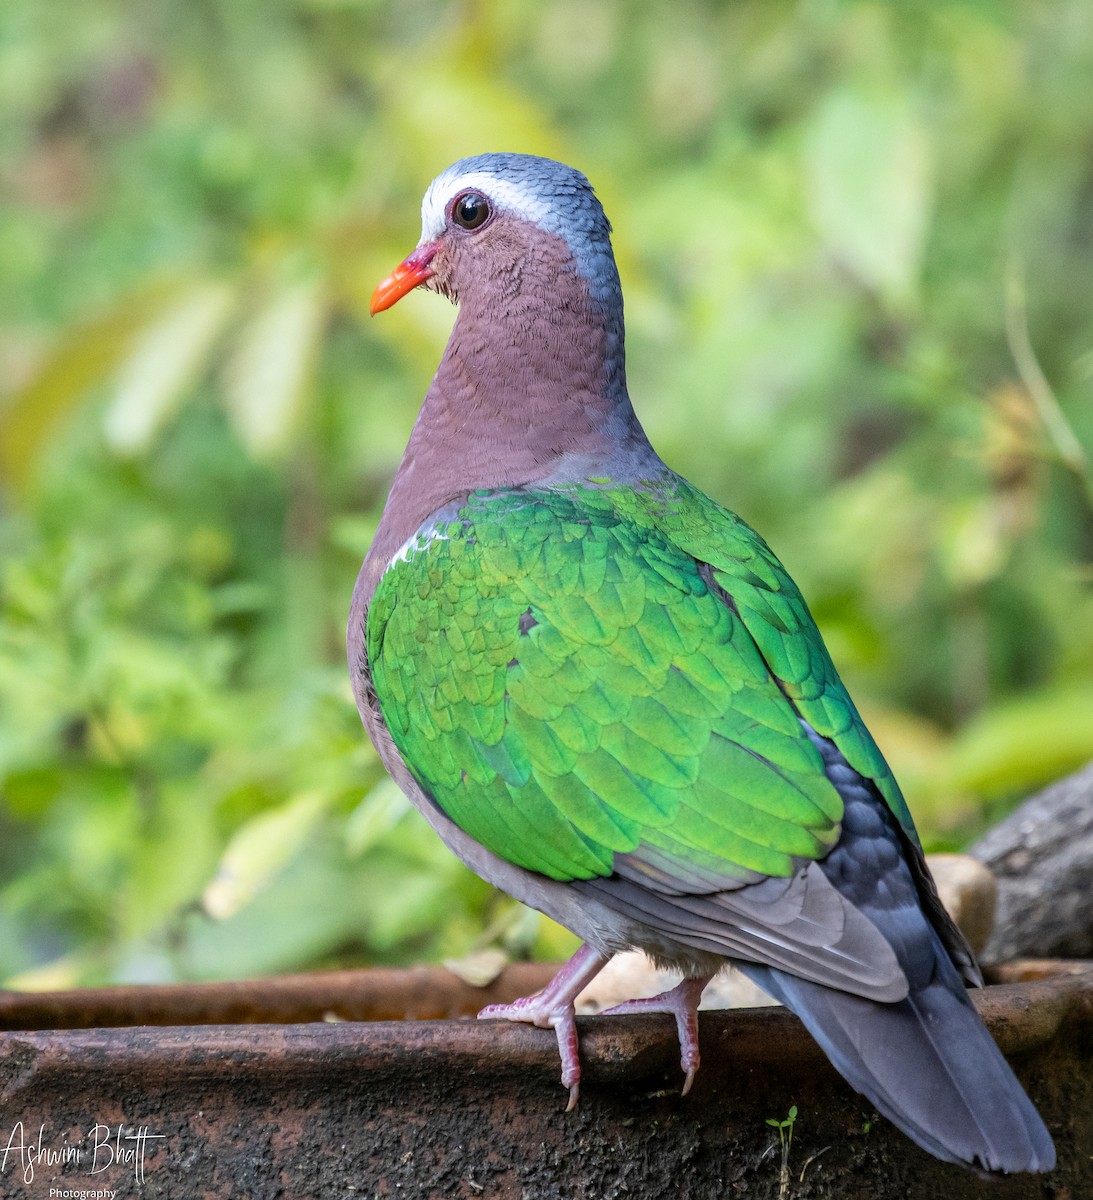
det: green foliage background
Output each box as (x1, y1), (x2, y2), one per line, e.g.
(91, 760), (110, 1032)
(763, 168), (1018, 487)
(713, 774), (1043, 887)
(1, 0), (1091, 989)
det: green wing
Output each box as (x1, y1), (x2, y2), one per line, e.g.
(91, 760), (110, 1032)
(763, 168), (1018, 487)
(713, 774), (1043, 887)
(652, 478), (914, 838)
(368, 479), (912, 889)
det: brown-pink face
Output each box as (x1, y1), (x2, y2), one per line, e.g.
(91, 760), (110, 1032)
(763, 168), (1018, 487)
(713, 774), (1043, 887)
(370, 189), (496, 315)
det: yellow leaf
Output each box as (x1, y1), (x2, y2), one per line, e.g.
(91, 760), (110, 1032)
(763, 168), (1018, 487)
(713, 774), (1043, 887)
(381, 58), (563, 178)
(3, 952), (88, 993)
(443, 948), (509, 988)
(938, 496), (1007, 588)
(0, 287), (178, 492)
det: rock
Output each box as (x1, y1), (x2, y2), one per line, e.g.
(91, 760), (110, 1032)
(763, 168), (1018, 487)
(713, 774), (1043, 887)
(971, 759), (1093, 961)
(925, 853), (997, 955)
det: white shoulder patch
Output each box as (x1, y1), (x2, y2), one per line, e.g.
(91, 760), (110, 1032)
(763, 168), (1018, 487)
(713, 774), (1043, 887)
(420, 170), (553, 243)
(386, 524), (449, 574)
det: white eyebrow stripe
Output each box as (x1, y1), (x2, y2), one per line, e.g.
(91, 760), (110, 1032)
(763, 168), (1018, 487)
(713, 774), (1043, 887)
(419, 171), (554, 243)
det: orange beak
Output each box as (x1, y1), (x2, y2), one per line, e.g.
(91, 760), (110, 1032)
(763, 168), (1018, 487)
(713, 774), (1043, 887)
(370, 242), (440, 315)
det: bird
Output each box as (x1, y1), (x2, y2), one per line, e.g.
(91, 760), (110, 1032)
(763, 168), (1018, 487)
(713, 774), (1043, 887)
(348, 152), (1055, 1174)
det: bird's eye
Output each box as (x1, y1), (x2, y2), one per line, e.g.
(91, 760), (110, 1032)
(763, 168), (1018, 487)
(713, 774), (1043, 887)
(451, 191), (491, 231)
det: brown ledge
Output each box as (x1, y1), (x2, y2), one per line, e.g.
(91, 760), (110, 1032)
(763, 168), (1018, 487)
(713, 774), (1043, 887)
(0, 960), (1089, 1199)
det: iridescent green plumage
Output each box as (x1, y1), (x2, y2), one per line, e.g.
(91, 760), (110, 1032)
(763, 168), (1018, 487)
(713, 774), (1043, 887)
(368, 477), (913, 886)
(356, 152), (1055, 1173)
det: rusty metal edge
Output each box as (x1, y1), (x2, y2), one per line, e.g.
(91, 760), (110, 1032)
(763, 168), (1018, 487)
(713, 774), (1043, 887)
(1, 964), (1089, 1104)
(0, 963), (560, 1030)
(2, 959), (1087, 1032)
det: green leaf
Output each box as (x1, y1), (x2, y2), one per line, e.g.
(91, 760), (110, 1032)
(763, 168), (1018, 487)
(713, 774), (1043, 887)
(104, 281), (236, 455)
(0, 289), (180, 491)
(945, 686), (1093, 800)
(938, 497), (1008, 588)
(222, 279), (327, 459)
(202, 790), (330, 921)
(806, 87), (932, 304)
(344, 777), (411, 857)
(381, 59), (563, 183)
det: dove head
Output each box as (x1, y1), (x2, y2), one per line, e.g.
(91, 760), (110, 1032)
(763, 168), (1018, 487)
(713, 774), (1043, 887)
(370, 153), (623, 321)
(360, 154), (659, 594)
(362, 151), (661, 558)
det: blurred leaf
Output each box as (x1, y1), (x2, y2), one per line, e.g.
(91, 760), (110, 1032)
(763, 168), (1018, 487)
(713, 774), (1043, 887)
(104, 281), (236, 455)
(498, 903), (543, 957)
(945, 686), (1093, 800)
(533, 916), (582, 962)
(202, 789), (329, 920)
(222, 278), (327, 459)
(184, 833), (368, 980)
(382, 58), (563, 174)
(443, 947), (508, 987)
(5, 952), (89, 993)
(3, 0), (1093, 987)
(938, 496), (1007, 588)
(0, 289), (177, 492)
(806, 86), (932, 303)
(344, 777), (411, 856)
(364, 864), (454, 952)
(1005, 257), (1093, 502)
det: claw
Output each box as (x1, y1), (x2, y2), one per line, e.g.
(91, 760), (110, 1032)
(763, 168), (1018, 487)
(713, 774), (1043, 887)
(476, 944), (609, 1107)
(601, 974), (712, 1094)
(477, 954), (714, 1104)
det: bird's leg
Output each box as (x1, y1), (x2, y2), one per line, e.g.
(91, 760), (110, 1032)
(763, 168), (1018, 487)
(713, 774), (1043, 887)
(600, 974), (713, 1095)
(478, 943), (611, 1111)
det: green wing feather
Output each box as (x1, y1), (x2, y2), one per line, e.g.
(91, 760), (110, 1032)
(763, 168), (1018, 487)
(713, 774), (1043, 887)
(649, 478), (914, 837)
(368, 478), (913, 887)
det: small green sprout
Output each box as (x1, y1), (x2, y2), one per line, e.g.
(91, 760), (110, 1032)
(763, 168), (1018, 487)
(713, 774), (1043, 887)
(765, 1105), (798, 1199)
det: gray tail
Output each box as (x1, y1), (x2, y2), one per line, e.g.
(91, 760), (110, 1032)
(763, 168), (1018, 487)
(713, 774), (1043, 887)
(742, 956), (1056, 1174)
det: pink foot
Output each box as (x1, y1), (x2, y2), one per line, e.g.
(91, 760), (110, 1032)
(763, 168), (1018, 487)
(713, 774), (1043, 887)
(601, 975), (712, 1095)
(478, 943), (610, 1110)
